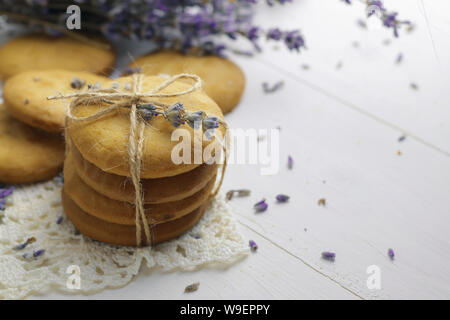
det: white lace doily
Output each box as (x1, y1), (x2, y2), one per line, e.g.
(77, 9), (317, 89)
(0, 177), (249, 299)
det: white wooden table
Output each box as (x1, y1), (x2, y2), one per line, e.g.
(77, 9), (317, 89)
(3, 0), (450, 299)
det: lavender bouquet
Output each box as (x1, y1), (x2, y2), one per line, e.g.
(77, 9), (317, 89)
(0, 0), (409, 56)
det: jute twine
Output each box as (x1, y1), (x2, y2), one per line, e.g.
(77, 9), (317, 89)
(48, 73), (228, 246)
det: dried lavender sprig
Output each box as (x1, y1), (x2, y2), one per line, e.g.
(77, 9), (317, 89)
(342, 0), (411, 37)
(0, 0), (306, 55)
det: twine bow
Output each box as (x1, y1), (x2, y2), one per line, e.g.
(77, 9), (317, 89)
(49, 73), (227, 246)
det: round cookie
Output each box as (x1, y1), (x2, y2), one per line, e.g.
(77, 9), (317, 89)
(64, 154), (216, 225)
(62, 189), (208, 246)
(0, 34), (116, 81)
(127, 50), (245, 114)
(0, 104), (64, 184)
(67, 75), (226, 178)
(3, 70), (108, 133)
(70, 141), (218, 204)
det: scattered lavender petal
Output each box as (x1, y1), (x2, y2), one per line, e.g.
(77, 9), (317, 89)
(262, 81), (284, 94)
(0, 186), (14, 198)
(398, 135), (406, 142)
(322, 251), (336, 261)
(395, 53), (403, 65)
(33, 249), (45, 258)
(287, 156), (294, 170)
(71, 77), (86, 90)
(56, 216), (63, 224)
(249, 240), (258, 252)
(254, 199), (268, 213)
(276, 194), (290, 203)
(388, 248), (395, 260)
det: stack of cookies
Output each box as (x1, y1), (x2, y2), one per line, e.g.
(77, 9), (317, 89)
(62, 75), (225, 246)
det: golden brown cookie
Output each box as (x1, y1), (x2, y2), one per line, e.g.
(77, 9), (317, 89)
(127, 50), (245, 114)
(70, 140), (218, 204)
(0, 104), (64, 184)
(62, 189), (208, 246)
(3, 70), (107, 133)
(64, 154), (216, 225)
(67, 75), (225, 178)
(0, 34), (116, 81)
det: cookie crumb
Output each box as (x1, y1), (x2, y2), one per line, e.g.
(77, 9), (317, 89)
(410, 83), (419, 91)
(184, 282), (200, 293)
(318, 198), (326, 206)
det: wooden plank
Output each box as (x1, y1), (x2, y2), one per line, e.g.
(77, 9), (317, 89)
(253, 0), (450, 154)
(31, 225), (358, 299)
(222, 56), (450, 299)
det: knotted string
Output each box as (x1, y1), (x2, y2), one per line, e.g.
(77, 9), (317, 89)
(49, 73), (227, 246)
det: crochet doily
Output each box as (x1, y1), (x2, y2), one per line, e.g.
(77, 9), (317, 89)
(0, 177), (249, 299)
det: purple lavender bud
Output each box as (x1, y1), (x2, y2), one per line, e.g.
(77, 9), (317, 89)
(287, 156), (294, 169)
(276, 194), (290, 202)
(0, 186), (14, 198)
(71, 77), (86, 90)
(249, 240), (258, 251)
(56, 216), (63, 225)
(0, 199), (6, 211)
(138, 103), (159, 121)
(267, 28), (282, 41)
(185, 110), (204, 129)
(165, 102), (185, 127)
(33, 249), (45, 258)
(202, 116), (219, 140)
(254, 199), (268, 212)
(388, 248), (395, 260)
(322, 251), (336, 261)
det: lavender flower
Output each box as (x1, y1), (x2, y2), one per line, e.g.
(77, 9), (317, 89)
(343, 0), (410, 37)
(0, 186), (14, 198)
(388, 248), (395, 260)
(71, 77), (85, 90)
(56, 216), (63, 225)
(185, 110), (204, 129)
(276, 194), (290, 202)
(202, 116), (219, 140)
(287, 156), (294, 169)
(138, 103), (159, 121)
(1, 1), (306, 55)
(249, 240), (258, 252)
(263, 81), (284, 94)
(322, 251), (336, 261)
(33, 249), (45, 258)
(13, 237), (36, 251)
(164, 102), (184, 127)
(0, 198), (5, 211)
(254, 199), (268, 212)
